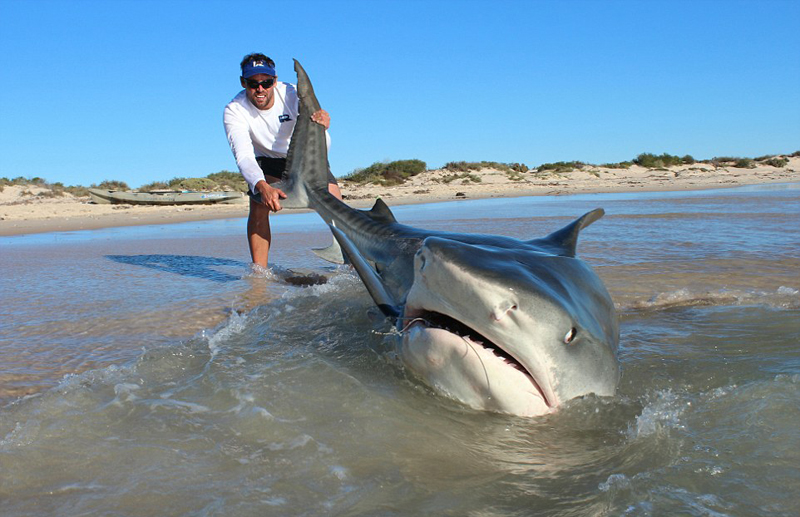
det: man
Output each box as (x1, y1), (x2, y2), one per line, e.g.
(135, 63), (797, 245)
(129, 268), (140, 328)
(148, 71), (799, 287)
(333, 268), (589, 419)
(223, 53), (342, 268)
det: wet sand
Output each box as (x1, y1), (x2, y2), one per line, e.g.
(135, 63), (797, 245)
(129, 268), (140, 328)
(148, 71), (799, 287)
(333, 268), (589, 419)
(2, 156), (798, 236)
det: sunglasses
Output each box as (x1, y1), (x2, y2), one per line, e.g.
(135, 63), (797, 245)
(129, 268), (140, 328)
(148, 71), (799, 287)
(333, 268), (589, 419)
(245, 78), (275, 90)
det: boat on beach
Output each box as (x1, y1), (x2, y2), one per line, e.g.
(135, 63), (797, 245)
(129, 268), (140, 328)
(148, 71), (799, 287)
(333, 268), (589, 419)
(88, 188), (245, 206)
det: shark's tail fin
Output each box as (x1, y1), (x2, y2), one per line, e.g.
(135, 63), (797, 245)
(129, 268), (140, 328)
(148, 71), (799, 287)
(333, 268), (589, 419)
(272, 59), (331, 209)
(539, 208), (605, 257)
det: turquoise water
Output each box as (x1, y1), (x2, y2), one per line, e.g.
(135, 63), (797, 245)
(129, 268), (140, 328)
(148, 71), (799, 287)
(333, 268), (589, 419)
(1, 184), (799, 515)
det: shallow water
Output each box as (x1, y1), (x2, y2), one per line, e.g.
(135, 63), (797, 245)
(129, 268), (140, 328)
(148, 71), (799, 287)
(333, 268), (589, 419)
(1, 184), (799, 515)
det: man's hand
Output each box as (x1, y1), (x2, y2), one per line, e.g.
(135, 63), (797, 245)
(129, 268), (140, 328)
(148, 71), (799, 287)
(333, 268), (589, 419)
(255, 180), (287, 212)
(311, 109), (330, 130)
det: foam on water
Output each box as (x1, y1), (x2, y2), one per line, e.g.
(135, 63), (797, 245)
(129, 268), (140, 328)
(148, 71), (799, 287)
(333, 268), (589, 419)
(621, 285), (800, 312)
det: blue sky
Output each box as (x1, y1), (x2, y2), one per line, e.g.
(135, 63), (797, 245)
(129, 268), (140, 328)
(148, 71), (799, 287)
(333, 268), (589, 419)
(1, 0), (798, 188)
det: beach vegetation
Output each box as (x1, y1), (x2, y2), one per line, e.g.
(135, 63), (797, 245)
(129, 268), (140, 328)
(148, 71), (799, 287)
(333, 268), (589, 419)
(445, 161), (503, 172)
(170, 177), (219, 191)
(762, 157), (788, 168)
(633, 153), (686, 168)
(64, 185), (90, 197)
(36, 189), (65, 198)
(443, 161), (528, 174)
(435, 173), (482, 184)
(536, 161), (585, 173)
(206, 171), (248, 192)
(790, 151), (800, 157)
(343, 159), (427, 186)
(167, 177), (188, 188)
(734, 158), (755, 169)
(1, 176), (44, 187)
(138, 181), (171, 192)
(93, 180), (130, 191)
(600, 161), (633, 169)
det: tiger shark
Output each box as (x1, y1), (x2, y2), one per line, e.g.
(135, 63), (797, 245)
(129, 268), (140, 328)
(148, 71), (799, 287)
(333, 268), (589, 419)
(274, 60), (620, 416)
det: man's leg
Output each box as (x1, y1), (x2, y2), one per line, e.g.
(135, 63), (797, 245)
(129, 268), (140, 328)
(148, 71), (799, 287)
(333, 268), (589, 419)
(247, 197), (272, 268)
(248, 180), (341, 268)
(328, 182), (343, 200)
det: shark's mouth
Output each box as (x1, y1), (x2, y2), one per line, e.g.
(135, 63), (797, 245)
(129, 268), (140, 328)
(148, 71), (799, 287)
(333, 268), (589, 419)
(401, 308), (551, 408)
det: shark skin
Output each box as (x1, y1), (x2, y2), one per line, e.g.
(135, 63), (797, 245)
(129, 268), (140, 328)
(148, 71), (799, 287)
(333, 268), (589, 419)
(276, 60), (620, 417)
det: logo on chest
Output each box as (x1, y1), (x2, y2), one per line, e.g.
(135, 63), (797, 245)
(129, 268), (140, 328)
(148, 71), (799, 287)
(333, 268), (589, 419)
(279, 114), (292, 123)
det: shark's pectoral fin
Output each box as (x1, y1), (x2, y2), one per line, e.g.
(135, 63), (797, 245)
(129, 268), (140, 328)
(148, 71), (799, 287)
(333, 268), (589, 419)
(312, 239), (346, 264)
(538, 208), (605, 257)
(329, 224), (400, 319)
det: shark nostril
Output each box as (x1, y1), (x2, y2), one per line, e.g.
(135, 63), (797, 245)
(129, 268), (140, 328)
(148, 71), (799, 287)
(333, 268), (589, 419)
(491, 302), (517, 321)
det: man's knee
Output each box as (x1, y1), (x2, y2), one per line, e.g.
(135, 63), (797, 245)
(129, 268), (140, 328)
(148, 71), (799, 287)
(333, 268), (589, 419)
(249, 199), (271, 224)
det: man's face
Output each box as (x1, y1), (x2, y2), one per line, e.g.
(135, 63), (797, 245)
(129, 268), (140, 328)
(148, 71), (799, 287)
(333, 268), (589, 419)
(241, 73), (277, 110)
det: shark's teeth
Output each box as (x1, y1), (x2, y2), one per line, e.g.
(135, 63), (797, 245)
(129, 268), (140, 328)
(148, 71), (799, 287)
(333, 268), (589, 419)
(401, 309), (541, 391)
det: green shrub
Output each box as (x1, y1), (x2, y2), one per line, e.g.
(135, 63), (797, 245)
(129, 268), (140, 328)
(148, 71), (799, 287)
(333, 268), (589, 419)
(1, 176), (49, 187)
(206, 170), (247, 191)
(167, 177), (188, 188)
(537, 161), (585, 173)
(94, 180), (130, 190)
(65, 186), (90, 197)
(169, 177), (219, 191)
(138, 181), (171, 192)
(633, 153), (685, 168)
(344, 159), (427, 185)
(434, 172), (483, 184)
(37, 189), (65, 198)
(443, 161), (522, 173)
(601, 161), (633, 169)
(443, 161), (476, 172)
(734, 158), (755, 169)
(763, 157), (789, 168)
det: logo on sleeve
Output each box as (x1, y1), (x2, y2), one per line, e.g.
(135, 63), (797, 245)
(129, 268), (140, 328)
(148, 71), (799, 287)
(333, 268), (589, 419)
(279, 114), (292, 123)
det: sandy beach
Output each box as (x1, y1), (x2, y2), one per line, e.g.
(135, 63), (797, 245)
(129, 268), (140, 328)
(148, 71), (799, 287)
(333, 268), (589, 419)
(2, 156), (798, 236)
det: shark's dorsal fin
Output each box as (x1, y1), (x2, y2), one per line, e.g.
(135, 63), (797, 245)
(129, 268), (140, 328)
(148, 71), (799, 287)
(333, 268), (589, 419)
(329, 224), (400, 319)
(538, 208), (605, 257)
(363, 198), (397, 225)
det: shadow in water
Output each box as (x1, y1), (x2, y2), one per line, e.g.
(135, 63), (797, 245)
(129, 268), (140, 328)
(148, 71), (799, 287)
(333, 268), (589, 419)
(107, 254), (248, 283)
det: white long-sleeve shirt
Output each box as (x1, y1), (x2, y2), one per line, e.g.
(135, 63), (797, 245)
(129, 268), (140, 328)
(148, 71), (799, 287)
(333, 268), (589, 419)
(223, 82), (331, 193)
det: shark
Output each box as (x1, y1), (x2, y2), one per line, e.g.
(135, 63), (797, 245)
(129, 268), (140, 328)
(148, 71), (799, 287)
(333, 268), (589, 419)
(274, 60), (620, 417)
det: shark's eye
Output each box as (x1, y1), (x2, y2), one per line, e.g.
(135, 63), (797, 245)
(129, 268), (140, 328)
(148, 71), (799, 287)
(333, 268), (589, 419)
(564, 328), (577, 344)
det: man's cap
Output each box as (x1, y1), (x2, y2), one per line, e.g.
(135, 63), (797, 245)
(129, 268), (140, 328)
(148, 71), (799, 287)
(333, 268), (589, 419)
(241, 59), (276, 78)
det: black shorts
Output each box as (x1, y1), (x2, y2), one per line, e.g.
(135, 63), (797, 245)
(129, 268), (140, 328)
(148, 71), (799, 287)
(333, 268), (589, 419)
(248, 156), (338, 201)
(257, 156), (287, 181)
